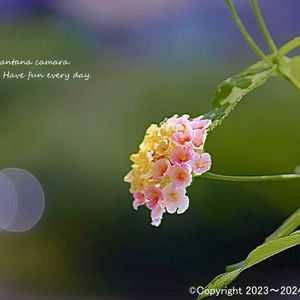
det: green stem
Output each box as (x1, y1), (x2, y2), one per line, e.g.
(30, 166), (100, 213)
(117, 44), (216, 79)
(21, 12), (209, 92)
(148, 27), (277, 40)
(277, 36), (300, 58)
(201, 172), (300, 182)
(250, 0), (277, 53)
(225, 0), (270, 63)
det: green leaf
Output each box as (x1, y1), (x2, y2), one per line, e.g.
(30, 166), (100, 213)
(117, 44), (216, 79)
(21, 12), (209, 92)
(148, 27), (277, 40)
(197, 232), (300, 299)
(225, 260), (244, 272)
(276, 36), (300, 91)
(226, 208), (300, 272)
(203, 60), (275, 130)
(265, 208), (300, 242)
(278, 56), (300, 91)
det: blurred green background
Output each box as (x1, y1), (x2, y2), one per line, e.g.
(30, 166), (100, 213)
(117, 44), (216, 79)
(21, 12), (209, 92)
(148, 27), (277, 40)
(0, 1), (299, 299)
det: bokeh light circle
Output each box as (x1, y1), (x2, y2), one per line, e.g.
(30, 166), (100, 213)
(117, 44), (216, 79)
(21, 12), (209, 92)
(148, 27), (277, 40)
(0, 173), (18, 230)
(0, 168), (45, 232)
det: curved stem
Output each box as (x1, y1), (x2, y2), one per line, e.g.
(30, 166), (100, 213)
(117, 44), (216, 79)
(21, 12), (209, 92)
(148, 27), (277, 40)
(200, 172), (300, 182)
(250, 0), (277, 53)
(225, 0), (270, 63)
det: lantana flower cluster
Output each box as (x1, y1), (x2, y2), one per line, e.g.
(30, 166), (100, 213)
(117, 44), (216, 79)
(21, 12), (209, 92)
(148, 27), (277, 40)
(124, 114), (212, 226)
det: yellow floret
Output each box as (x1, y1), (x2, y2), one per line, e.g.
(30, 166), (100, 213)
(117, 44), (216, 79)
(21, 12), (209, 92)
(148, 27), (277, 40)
(125, 120), (176, 193)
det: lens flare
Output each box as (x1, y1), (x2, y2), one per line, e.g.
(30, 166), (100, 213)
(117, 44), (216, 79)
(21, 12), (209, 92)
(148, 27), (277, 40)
(0, 174), (18, 230)
(0, 168), (45, 232)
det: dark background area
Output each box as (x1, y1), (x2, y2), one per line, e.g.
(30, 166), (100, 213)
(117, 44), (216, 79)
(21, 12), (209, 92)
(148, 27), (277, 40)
(0, 0), (299, 299)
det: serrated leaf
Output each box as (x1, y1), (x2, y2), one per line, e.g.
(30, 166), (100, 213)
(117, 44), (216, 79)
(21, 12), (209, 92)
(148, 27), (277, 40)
(197, 232), (300, 299)
(203, 61), (275, 130)
(278, 56), (300, 91)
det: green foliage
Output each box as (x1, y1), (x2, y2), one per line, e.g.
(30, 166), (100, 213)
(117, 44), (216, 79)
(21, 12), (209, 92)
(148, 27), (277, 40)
(203, 61), (275, 130)
(265, 208), (300, 242)
(277, 36), (300, 91)
(197, 232), (300, 299)
(197, 34), (300, 299)
(204, 36), (300, 132)
(225, 208), (300, 274)
(279, 56), (300, 91)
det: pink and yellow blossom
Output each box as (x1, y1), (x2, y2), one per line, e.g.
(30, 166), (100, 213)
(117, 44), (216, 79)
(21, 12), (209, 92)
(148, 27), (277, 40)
(124, 114), (212, 226)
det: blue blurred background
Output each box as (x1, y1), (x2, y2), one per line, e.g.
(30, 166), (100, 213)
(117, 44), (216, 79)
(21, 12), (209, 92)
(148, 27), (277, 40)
(0, 0), (300, 299)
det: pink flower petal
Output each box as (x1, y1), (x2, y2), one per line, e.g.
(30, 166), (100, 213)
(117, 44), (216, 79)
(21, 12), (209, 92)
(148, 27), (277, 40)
(191, 117), (212, 130)
(133, 191), (145, 210)
(177, 195), (189, 214)
(191, 152), (212, 175)
(152, 158), (170, 179)
(145, 186), (163, 209)
(174, 115), (190, 131)
(150, 204), (164, 227)
(168, 164), (192, 187)
(170, 146), (194, 165)
(171, 129), (193, 146)
(162, 184), (189, 214)
(192, 129), (206, 149)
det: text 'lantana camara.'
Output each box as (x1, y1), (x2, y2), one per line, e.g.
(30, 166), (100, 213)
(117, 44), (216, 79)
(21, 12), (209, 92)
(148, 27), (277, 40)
(124, 115), (212, 226)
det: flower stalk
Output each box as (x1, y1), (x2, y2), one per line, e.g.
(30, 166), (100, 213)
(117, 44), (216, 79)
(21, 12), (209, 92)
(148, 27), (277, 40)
(225, 0), (270, 63)
(200, 172), (300, 182)
(250, 0), (277, 54)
